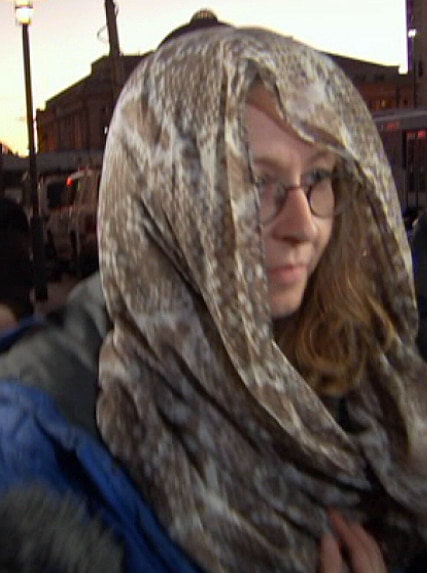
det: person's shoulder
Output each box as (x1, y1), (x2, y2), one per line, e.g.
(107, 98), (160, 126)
(0, 379), (117, 522)
(0, 381), (82, 532)
(0, 273), (109, 435)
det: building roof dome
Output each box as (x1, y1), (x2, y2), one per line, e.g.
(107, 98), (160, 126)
(158, 8), (229, 46)
(190, 9), (218, 22)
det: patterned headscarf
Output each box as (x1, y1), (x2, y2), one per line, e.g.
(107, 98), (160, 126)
(97, 27), (427, 572)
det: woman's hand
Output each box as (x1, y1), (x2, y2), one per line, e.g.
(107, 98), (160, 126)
(319, 510), (387, 573)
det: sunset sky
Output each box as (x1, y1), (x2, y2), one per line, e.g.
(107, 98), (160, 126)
(0, 0), (408, 155)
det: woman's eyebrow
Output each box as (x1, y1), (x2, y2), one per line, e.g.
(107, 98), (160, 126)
(308, 149), (336, 165)
(251, 156), (283, 171)
(251, 150), (335, 172)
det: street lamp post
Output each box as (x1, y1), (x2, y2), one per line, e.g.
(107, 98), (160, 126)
(408, 27), (418, 108)
(104, 0), (125, 102)
(0, 144), (4, 199)
(15, 0), (48, 301)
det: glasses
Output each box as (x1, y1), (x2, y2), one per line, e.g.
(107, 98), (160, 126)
(254, 168), (350, 225)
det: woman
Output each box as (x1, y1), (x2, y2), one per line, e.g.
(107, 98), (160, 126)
(97, 25), (427, 573)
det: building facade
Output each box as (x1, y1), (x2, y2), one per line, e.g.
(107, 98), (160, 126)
(36, 2), (425, 156)
(36, 55), (146, 153)
(5, 8), (417, 215)
(36, 49), (414, 156)
(331, 54), (413, 110)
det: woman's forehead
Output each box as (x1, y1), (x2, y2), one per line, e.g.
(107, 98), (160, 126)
(246, 83), (315, 147)
(246, 84), (336, 163)
(246, 83), (286, 131)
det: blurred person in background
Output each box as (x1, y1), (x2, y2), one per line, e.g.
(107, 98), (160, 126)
(0, 15), (426, 573)
(0, 197), (33, 332)
(411, 207), (427, 360)
(402, 205), (420, 243)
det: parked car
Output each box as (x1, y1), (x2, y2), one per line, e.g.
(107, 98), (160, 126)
(45, 167), (101, 276)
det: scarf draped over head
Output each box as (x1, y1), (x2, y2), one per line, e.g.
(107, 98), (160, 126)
(97, 27), (427, 572)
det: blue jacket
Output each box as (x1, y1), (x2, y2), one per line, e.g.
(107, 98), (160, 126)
(0, 380), (201, 573)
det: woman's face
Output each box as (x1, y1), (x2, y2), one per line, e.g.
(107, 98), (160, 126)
(246, 92), (335, 319)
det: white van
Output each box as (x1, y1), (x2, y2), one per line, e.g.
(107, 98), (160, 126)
(45, 167), (101, 276)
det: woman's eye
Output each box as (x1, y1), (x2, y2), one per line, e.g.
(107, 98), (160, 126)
(255, 176), (277, 196)
(305, 168), (333, 187)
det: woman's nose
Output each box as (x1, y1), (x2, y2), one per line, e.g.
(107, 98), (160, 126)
(271, 187), (317, 241)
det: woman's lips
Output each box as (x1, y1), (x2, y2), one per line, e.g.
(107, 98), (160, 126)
(267, 264), (307, 285)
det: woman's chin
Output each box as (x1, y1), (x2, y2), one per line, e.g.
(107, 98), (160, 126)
(269, 291), (305, 320)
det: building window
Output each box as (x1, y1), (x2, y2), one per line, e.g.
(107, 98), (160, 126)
(100, 106), (110, 146)
(369, 98), (395, 111)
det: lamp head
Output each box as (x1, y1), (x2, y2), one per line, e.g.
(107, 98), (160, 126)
(15, 0), (33, 25)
